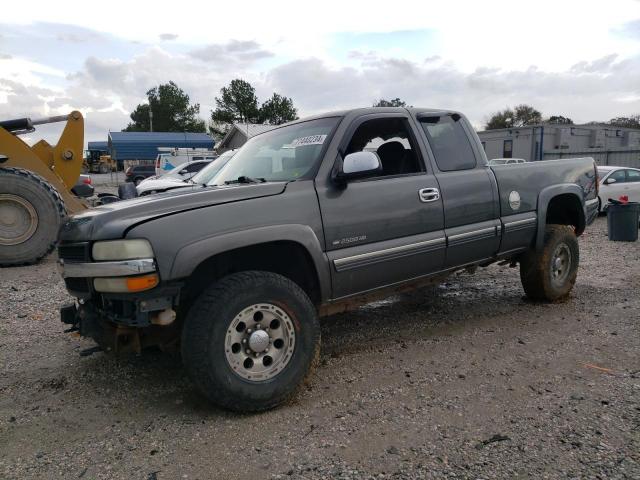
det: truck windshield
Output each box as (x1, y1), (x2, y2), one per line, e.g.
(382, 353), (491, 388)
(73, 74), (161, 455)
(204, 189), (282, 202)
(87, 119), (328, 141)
(208, 117), (339, 185)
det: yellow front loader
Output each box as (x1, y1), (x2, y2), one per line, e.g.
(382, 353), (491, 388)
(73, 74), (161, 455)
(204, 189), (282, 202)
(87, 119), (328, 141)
(0, 111), (89, 266)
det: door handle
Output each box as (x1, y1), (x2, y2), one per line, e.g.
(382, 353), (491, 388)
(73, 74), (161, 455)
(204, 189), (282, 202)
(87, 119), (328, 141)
(419, 188), (440, 203)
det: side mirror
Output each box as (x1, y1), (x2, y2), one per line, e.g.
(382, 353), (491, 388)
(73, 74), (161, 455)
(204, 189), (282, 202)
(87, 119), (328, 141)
(179, 169), (188, 175)
(333, 151), (382, 185)
(605, 177), (617, 185)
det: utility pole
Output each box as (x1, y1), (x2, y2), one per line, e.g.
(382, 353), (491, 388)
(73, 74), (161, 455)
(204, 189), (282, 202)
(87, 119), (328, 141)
(149, 107), (153, 132)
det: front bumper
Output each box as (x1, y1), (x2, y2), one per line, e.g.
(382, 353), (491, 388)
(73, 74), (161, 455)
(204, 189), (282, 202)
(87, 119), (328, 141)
(59, 258), (156, 278)
(57, 242), (180, 333)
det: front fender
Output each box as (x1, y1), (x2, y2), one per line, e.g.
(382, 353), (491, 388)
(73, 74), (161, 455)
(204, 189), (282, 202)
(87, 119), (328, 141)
(169, 224), (331, 301)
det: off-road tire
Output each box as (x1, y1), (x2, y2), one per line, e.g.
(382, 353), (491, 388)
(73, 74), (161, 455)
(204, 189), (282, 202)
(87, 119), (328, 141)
(182, 271), (320, 412)
(520, 224), (579, 302)
(117, 183), (137, 200)
(0, 167), (66, 266)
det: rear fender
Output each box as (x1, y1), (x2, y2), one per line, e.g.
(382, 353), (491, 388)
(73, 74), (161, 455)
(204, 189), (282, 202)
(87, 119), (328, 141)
(536, 184), (585, 251)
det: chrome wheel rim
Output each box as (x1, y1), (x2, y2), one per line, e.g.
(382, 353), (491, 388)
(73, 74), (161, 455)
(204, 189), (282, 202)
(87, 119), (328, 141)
(224, 303), (296, 381)
(550, 243), (572, 287)
(0, 194), (38, 246)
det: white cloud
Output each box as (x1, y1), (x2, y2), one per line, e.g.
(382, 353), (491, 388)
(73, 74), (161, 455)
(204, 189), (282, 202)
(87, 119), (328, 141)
(1, 1), (639, 145)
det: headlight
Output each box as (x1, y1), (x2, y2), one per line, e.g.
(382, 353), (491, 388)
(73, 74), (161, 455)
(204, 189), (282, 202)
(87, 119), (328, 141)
(92, 239), (154, 261)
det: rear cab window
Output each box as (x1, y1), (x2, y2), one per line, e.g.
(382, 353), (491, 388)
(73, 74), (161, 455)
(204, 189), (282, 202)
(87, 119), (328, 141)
(419, 115), (477, 171)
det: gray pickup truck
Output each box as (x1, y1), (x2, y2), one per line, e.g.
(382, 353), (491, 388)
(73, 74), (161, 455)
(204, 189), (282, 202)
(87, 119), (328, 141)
(57, 107), (599, 411)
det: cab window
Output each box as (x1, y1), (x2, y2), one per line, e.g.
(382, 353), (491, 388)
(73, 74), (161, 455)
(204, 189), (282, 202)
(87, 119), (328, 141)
(420, 115), (476, 171)
(345, 117), (423, 177)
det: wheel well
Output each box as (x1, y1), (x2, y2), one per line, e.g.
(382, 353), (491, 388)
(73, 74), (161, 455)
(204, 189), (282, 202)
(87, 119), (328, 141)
(545, 193), (585, 235)
(184, 241), (321, 306)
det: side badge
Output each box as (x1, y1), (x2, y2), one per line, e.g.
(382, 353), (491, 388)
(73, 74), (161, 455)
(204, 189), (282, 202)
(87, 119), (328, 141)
(509, 191), (521, 210)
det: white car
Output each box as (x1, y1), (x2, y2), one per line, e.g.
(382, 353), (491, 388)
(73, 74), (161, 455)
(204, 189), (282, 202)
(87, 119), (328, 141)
(136, 160), (211, 196)
(597, 166), (640, 212)
(137, 151), (236, 196)
(488, 158), (527, 165)
(155, 149), (215, 176)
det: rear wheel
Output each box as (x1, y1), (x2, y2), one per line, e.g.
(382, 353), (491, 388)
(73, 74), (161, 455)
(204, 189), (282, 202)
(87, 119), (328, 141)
(182, 271), (320, 412)
(520, 224), (579, 302)
(0, 167), (66, 266)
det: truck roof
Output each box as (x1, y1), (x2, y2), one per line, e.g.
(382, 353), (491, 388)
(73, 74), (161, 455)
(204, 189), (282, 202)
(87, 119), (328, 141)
(253, 107), (461, 138)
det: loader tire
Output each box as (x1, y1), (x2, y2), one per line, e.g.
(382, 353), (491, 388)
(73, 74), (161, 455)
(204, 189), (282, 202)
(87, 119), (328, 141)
(519, 224), (579, 302)
(0, 167), (66, 266)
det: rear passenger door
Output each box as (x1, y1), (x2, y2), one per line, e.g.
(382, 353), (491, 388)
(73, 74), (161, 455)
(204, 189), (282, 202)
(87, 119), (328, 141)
(416, 114), (501, 267)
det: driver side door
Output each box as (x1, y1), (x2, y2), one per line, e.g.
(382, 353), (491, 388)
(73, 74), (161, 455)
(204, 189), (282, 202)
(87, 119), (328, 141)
(316, 114), (445, 299)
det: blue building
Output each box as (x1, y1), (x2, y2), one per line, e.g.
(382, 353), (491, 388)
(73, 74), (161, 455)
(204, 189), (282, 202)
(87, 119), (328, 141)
(87, 141), (108, 153)
(108, 132), (214, 167)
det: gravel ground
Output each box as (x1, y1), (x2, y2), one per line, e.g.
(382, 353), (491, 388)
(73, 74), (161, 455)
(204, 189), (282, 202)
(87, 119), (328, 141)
(1, 216), (639, 480)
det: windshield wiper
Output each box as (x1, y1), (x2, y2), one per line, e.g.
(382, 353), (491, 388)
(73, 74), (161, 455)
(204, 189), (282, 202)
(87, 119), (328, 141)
(224, 176), (266, 185)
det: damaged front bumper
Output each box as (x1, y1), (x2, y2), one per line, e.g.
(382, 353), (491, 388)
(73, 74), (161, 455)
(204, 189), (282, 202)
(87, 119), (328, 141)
(58, 244), (182, 353)
(60, 285), (182, 354)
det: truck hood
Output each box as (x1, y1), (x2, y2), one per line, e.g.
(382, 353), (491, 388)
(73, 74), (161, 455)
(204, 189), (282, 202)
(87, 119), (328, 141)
(60, 182), (287, 241)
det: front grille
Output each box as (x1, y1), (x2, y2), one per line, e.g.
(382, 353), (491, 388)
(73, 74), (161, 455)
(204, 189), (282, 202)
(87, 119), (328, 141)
(64, 277), (90, 293)
(58, 242), (91, 262)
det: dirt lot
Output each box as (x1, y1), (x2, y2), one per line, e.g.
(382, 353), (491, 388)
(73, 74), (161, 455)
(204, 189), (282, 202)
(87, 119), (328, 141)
(1, 216), (639, 480)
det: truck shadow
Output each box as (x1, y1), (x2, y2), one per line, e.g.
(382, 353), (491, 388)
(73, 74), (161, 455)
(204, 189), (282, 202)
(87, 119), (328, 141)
(70, 268), (601, 415)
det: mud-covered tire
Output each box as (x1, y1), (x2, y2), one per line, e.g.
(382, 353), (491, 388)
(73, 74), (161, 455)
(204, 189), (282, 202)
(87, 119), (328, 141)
(0, 167), (66, 266)
(520, 224), (579, 302)
(182, 271), (320, 412)
(117, 183), (137, 200)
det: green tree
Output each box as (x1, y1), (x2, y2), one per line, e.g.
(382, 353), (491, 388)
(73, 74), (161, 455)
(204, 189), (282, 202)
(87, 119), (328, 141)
(124, 81), (205, 132)
(259, 93), (298, 125)
(484, 104), (542, 130)
(608, 115), (640, 129)
(545, 115), (573, 125)
(373, 98), (408, 107)
(210, 79), (260, 134)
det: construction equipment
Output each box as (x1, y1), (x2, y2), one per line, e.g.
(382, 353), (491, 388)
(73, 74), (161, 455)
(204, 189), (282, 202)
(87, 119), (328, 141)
(84, 148), (116, 174)
(0, 111), (89, 266)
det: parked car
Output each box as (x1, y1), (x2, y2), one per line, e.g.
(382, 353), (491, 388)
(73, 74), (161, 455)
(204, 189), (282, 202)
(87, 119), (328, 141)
(488, 158), (527, 165)
(124, 164), (156, 185)
(58, 107), (598, 412)
(138, 151), (235, 196)
(71, 174), (94, 198)
(155, 149), (215, 176)
(597, 166), (640, 212)
(138, 160), (212, 185)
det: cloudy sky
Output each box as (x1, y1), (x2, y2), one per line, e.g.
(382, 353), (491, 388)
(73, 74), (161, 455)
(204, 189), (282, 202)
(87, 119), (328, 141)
(2, 0), (639, 145)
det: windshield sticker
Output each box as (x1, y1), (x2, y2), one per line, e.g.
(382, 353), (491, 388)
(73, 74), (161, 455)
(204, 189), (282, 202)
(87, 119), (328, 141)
(285, 134), (327, 148)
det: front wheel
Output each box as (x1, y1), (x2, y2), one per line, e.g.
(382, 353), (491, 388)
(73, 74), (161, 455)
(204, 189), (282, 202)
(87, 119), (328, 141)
(519, 224), (579, 302)
(181, 271), (320, 412)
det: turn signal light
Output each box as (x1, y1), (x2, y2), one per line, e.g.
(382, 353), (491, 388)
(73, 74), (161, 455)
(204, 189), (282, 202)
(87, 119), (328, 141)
(94, 273), (159, 293)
